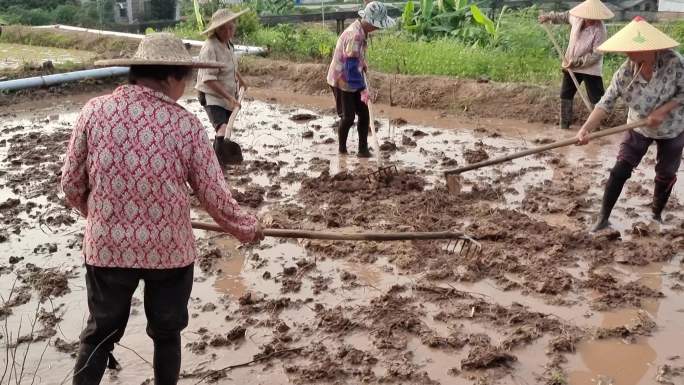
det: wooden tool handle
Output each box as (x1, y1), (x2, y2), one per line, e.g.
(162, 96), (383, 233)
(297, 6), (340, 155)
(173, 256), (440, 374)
(191, 221), (467, 241)
(225, 87), (245, 140)
(363, 72), (382, 161)
(444, 120), (646, 176)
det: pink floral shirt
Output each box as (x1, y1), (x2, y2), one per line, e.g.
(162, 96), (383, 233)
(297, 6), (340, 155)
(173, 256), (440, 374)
(327, 20), (367, 92)
(61, 85), (257, 269)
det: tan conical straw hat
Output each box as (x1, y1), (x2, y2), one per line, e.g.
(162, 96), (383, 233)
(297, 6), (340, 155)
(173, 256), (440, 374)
(569, 0), (614, 20)
(598, 16), (679, 52)
(201, 8), (249, 35)
(95, 33), (224, 68)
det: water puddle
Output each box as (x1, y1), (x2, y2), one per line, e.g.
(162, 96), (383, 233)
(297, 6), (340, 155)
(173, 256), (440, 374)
(0, 88), (682, 384)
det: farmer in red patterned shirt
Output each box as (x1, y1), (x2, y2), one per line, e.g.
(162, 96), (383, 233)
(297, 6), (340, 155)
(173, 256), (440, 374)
(61, 33), (263, 385)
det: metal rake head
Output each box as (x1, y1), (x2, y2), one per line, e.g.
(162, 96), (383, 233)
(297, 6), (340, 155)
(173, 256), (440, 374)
(445, 235), (482, 257)
(367, 165), (399, 184)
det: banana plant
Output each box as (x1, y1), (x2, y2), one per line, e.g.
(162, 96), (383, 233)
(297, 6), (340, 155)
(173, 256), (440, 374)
(193, 0), (204, 31)
(401, 0), (506, 46)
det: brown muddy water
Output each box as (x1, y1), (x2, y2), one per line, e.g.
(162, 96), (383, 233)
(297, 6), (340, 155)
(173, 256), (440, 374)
(0, 90), (683, 385)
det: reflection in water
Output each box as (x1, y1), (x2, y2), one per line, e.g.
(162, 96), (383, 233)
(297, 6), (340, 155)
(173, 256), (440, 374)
(211, 237), (247, 298)
(570, 338), (657, 385)
(569, 264), (664, 385)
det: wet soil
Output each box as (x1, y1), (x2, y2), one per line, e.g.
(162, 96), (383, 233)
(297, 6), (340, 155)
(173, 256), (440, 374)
(0, 87), (682, 385)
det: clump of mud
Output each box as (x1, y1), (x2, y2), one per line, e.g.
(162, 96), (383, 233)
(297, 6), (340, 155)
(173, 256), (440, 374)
(463, 142), (490, 164)
(19, 264), (75, 301)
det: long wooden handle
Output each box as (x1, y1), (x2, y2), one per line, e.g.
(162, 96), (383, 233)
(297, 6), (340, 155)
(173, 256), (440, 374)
(541, 23), (593, 113)
(191, 221), (467, 241)
(444, 120), (646, 176)
(363, 72), (382, 162)
(225, 87), (245, 140)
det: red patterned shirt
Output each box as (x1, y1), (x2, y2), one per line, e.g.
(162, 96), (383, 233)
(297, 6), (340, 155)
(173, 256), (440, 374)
(61, 84), (257, 269)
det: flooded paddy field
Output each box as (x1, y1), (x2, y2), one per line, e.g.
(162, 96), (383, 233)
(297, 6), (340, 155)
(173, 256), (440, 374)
(0, 43), (96, 71)
(0, 89), (683, 385)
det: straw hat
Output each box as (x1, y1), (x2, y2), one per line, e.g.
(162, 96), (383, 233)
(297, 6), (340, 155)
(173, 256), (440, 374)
(598, 16), (679, 52)
(358, 1), (396, 29)
(569, 0), (614, 20)
(95, 33), (223, 68)
(201, 8), (249, 35)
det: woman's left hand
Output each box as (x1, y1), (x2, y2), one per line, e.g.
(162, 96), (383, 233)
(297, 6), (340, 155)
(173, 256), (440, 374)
(647, 107), (670, 129)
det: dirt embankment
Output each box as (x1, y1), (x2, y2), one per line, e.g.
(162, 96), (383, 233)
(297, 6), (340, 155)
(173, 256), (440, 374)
(240, 57), (627, 126)
(1, 27), (628, 125)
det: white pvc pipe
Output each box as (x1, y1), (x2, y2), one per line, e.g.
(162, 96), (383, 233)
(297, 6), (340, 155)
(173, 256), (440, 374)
(0, 67), (130, 92)
(32, 24), (267, 54)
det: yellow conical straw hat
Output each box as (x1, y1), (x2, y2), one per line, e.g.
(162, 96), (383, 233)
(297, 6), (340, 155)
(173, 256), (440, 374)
(598, 16), (680, 52)
(569, 0), (614, 20)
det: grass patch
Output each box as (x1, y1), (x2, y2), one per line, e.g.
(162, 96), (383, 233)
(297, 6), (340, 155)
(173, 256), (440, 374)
(0, 25), (134, 54)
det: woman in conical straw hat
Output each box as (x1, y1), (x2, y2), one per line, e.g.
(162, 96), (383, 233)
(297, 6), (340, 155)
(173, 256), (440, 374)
(539, 0), (614, 129)
(575, 17), (682, 231)
(195, 8), (249, 166)
(64, 33), (263, 385)
(326, 1), (395, 158)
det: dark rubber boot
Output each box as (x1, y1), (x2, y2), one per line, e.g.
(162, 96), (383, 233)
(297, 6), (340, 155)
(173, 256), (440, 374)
(338, 118), (352, 154)
(560, 99), (573, 130)
(338, 130), (348, 154)
(591, 160), (633, 232)
(357, 148), (372, 158)
(213, 137), (225, 166)
(72, 343), (109, 385)
(652, 178), (675, 222)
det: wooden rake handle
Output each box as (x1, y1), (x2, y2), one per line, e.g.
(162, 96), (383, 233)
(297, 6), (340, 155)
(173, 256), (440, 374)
(225, 87), (245, 140)
(444, 120), (647, 176)
(191, 221), (468, 241)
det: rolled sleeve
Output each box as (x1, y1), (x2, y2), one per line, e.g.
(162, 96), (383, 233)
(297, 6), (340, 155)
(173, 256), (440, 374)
(186, 118), (257, 243)
(61, 103), (92, 216)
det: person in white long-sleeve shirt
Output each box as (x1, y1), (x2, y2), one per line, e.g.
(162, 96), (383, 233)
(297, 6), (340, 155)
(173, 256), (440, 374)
(539, 0), (614, 129)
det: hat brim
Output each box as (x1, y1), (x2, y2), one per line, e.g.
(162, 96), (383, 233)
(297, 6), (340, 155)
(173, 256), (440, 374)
(94, 59), (225, 68)
(358, 10), (396, 29)
(201, 9), (249, 35)
(597, 43), (679, 53)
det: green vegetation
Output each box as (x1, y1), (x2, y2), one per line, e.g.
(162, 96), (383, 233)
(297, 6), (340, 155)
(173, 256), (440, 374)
(0, 26), (132, 54)
(4, 0), (684, 87)
(0, 0), (115, 27)
(401, 0), (506, 47)
(210, 6), (682, 85)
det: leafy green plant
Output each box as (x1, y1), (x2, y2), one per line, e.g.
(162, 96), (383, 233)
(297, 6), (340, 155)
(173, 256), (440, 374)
(249, 0), (294, 16)
(400, 0), (503, 46)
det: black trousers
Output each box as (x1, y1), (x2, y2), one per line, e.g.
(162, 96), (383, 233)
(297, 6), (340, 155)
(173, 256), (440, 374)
(331, 86), (369, 152)
(560, 71), (605, 104)
(73, 264), (194, 385)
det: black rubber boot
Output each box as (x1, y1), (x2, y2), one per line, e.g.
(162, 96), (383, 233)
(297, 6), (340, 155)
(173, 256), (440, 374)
(591, 160), (633, 232)
(338, 118), (352, 154)
(213, 137), (225, 166)
(560, 99), (573, 130)
(357, 136), (372, 158)
(652, 179), (675, 222)
(72, 343), (110, 385)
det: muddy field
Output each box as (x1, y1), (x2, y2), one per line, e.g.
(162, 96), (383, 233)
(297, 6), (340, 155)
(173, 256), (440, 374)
(0, 86), (683, 385)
